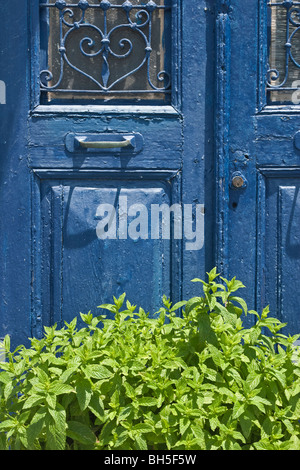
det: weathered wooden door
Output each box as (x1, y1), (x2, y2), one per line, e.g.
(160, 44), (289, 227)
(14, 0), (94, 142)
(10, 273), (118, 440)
(217, 0), (300, 336)
(2, 1), (300, 349)
(0, 0), (210, 347)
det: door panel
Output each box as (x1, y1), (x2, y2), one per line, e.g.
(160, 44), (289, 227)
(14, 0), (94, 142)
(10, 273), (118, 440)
(31, 170), (181, 336)
(259, 170), (300, 333)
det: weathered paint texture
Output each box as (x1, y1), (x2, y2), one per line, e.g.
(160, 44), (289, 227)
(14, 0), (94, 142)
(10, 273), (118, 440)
(0, 0), (300, 349)
(0, 1), (210, 348)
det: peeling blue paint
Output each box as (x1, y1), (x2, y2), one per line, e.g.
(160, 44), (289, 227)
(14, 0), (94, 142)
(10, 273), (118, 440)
(1, 0), (300, 349)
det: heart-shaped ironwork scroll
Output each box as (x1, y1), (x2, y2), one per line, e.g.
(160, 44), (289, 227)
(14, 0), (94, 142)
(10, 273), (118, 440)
(40, 1), (171, 97)
(267, 1), (300, 101)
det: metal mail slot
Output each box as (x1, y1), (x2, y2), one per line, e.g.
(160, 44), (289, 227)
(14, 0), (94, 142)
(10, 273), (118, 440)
(65, 132), (144, 154)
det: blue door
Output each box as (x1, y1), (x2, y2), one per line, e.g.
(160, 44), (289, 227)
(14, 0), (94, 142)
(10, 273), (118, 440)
(217, 0), (300, 336)
(1, 0), (300, 349)
(0, 0), (209, 347)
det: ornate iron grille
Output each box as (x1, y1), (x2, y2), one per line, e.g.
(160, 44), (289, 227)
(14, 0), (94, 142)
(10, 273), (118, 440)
(267, 0), (300, 103)
(39, 0), (171, 102)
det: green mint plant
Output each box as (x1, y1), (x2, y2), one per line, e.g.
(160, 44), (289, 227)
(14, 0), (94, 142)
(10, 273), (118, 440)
(0, 268), (299, 450)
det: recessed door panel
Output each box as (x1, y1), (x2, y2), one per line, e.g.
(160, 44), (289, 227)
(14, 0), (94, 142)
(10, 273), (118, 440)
(258, 170), (300, 335)
(32, 171), (182, 335)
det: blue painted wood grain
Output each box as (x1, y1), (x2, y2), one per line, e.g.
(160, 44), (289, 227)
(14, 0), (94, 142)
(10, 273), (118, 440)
(0, 0), (210, 348)
(1, 0), (300, 350)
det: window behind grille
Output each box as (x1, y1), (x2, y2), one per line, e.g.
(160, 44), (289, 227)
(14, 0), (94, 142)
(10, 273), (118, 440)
(39, 0), (172, 104)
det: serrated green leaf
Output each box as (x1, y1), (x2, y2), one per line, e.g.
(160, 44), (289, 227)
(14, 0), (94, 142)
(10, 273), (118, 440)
(229, 296), (248, 316)
(252, 396), (272, 406)
(4, 381), (14, 400)
(0, 372), (13, 385)
(0, 433), (8, 450)
(76, 378), (92, 411)
(209, 416), (220, 432)
(67, 421), (96, 446)
(0, 419), (15, 431)
(232, 402), (246, 420)
(114, 292), (126, 309)
(170, 300), (187, 312)
(49, 382), (74, 396)
(132, 423), (153, 433)
(179, 417), (190, 436)
(23, 394), (44, 410)
(254, 439), (274, 450)
(204, 367), (224, 383)
(164, 359), (186, 370)
(26, 410), (46, 448)
(227, 368), (243, 386)
(99, 419), (115, 445)
(245, 373), (261, 393)
(239, 413), (253, 440)
(115, 435), (130, 449)
(45, 422), (65, 450)
(206, 293), (217, 311)
(97, 303), (118, 314)
(60, 365), (79, 383)
(217, 384), (233, 396)
(207, 267), (220, 282)
(83, 364), (113, 380)
(80, 311), (93, 325)
(191, 424), (205, 440)
(136, 397), (157, 407)
(185, 297), (204, 315)
(191, 278), (207, 284)
(36, 368), (49, 385)
(45, 393), (56, 409)
(290, 435), (300, 450)
(88, 395), (105, 421)
(134, 434), (148, 450)
(208, 343), (225, 368)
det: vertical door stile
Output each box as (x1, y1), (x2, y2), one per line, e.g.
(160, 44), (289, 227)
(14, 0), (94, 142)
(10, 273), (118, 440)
(31, 172), (43, 340)
(256, 169), (267, 317)
(214, 0), (231, 279)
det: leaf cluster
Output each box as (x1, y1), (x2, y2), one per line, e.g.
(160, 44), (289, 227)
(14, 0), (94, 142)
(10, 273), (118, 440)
(0, 268), (300, 450)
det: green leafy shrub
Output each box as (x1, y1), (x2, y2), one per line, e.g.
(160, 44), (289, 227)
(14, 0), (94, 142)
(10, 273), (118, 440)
(0, 268), (300, 450)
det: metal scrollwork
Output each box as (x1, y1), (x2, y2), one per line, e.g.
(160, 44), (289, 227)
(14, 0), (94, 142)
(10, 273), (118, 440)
(266, 1), (300, 95)
(39, 0), (171, 97)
